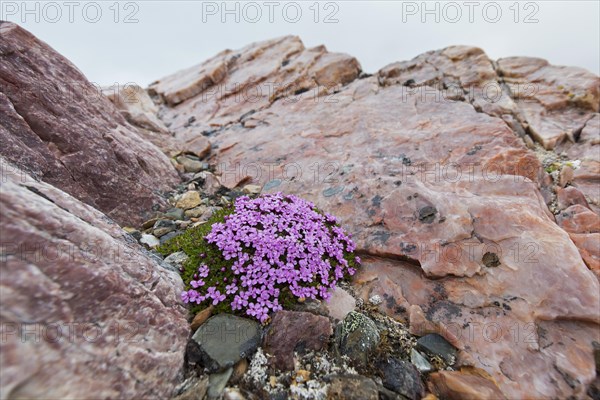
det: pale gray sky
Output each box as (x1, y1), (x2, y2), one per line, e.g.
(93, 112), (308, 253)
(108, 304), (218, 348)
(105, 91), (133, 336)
(3, 1), (599, 86)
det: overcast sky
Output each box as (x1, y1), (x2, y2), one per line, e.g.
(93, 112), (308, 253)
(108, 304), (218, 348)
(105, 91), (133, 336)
(3, 1), (599, 86)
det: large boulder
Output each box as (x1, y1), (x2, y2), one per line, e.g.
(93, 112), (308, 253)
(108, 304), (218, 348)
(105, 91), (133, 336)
(0, 158), (189, 399)
(0, 22), (179, 227)
(152, 38), (600, 399)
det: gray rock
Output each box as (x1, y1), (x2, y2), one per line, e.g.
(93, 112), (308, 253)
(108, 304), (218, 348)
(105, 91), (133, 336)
(153, 219), (177, 237)
(177, 155), (205, 173)
(416, 333), (457, 364)
(335, 311), (380, 366)
(375, 357), (424, 400)
(162, 251), (189, 271)
(410, 348), (432, 373)
(125, 229), (142, 241)
(207, 367), (233, 399)
(159, 230), (183, 245)
(184, 205), (212, 219)
(163, 207), (185, 221)
(192, 314), (261, 372)
(140, 233), (160, 248)
(369, 294), (383, 305)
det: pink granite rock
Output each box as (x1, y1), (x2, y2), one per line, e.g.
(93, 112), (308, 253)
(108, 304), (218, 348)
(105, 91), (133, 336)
(0, 22), (179, 227)
(152, 38), (600, 398)
(0, 158), (189, 399)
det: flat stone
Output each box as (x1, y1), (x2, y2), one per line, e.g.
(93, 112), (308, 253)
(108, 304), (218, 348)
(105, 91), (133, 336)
(325, 287), (356, 321)
(263, 310), (332, 371)
(140, 233), (160, 248)
(192, 314), (261, 372)
(184, 205), (212, 219)
(375, 357), (424, 400)
(177, 156), (205, 173)
(159, 230), (183, 245)
(429, 370), (507, 400)
(141, 217), (159, 230)
(242, 184), (262, 194)
(416, 333), (458, 364)
(410, 348), (432, 373)
(326, 375), (379, 400)
(162, 251), (189, 269)
(556, 186), (591, 210)
(335, 312), (380, 366)
(556, 204), (600, 234)
(207, 367), (233, 399)
(163, 207), (185, 220)
(176, 191), (202, 210)
(185, 136), (211, 159)
(152, 219), (177, 237)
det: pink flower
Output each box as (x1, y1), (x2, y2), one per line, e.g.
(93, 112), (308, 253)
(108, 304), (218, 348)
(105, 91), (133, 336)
(182, 193), (358, 322)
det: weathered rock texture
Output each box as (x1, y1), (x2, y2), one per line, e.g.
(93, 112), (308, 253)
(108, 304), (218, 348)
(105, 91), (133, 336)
(152, 37), (600, 399)
(0, 22), (179, 227)
(0, 158), (189, 399)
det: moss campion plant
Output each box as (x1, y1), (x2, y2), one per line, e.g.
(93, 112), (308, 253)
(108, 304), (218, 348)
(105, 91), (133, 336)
(158, 192), (360, 323)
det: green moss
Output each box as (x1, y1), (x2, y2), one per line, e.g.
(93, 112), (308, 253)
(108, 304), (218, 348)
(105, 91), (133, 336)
(545, 163), (560, 173)
(157, 206), (235, 315)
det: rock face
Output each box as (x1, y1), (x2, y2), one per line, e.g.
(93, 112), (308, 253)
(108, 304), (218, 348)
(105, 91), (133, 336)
(0, 22), (179, 227)
(0, 158), (189, 399)
(152, 37), (600, 398)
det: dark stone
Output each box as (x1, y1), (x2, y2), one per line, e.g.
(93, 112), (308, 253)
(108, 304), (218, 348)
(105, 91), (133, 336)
(335, 312), (380, 366)
(375, 357), (424, 400)
(127, 229), (142, 241)
(160, 230), (184, 244)
(191, 314), (261, 372)
(153, 219), (177, 237)
(323, 186), (345, 197)
(418, 206), (437, 224)
(482, 252), (500, 268)
(416, 333), (457, 364)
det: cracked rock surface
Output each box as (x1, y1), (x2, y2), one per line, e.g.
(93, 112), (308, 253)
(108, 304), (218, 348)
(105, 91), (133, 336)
(0, 158), (189, 399)
(151, 37), (600, 399)
(1, 23), (599, 399)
